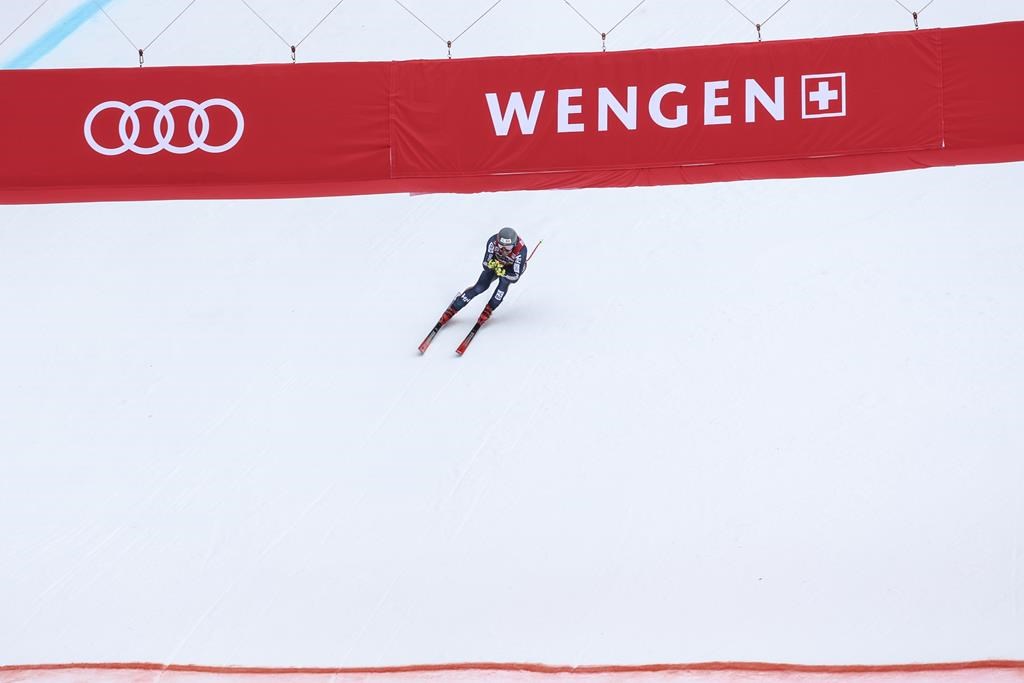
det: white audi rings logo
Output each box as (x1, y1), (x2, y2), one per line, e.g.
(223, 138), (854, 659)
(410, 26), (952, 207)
(84, 98), (244, 156)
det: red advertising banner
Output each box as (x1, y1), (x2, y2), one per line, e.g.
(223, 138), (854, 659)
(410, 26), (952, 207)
(0, 22), (1021, 204)
(0, 62), (390, 202)
(390, 31), (943, 176)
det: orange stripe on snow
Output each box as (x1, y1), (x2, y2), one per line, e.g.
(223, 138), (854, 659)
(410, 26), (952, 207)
(1, 661), (1023, 674)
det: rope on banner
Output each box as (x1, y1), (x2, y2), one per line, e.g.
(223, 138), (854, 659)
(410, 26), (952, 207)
(98, 0), (199, 66)
(562, 0), (648, 51)
(392, 0), (505, 59)
(143, 0), (199, 56)
(239, 0), (349, 62)
(721, 0), (793, 41)
(892, 0), (936, 29)
(96, 5), (140, 64)
(20, 0), (990, 66)
(237, 0), (291, 57)
(0, 0), (50, 50)
(294, 0), (348, 57)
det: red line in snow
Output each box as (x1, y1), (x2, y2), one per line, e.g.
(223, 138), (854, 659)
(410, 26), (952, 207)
(1, 660), (1023, 674)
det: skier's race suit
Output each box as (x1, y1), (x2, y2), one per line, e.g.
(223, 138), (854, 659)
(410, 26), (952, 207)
(452, 234), (528, 313)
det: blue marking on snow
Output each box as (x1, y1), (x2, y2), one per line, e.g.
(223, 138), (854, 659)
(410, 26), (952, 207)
(3, 0), (114, 69)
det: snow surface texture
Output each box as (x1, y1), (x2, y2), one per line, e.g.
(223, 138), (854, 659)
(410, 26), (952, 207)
(1, 0), (1023, 671)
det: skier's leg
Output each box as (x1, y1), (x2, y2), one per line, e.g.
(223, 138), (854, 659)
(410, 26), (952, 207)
(452, 269), (496, 312)
(485, 277), (512, 311)
(467, 279), (511, 326)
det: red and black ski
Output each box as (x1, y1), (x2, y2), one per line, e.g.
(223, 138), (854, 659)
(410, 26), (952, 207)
(455, 306), (493, 356)
(418, 305), (456, 354)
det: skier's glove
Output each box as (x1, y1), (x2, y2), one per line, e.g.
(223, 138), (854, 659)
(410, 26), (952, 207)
(487, 259), (506, 277)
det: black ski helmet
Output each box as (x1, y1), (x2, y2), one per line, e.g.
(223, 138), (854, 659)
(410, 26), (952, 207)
(498, 226), (518, 250)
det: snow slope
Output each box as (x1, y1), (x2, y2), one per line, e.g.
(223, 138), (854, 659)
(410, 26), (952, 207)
(1, 0), (1023, 670)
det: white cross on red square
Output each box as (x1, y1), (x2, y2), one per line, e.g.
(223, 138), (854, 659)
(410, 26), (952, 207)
(802, 72), (847, 119)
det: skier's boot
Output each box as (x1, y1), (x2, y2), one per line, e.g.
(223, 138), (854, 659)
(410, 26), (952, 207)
(439, 305), (458, 326)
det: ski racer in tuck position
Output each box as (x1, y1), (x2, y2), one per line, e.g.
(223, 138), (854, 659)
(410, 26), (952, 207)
(419, 226), (528, 354)
(453, 226), (528, 320)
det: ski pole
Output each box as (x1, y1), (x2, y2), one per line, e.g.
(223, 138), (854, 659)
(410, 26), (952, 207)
(527, 239), (543, 262)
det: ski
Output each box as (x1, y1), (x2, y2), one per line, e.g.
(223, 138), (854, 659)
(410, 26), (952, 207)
(455, 306), (493, 356)
(455, 325), (480, 356)
(418, 305), (457, 354)
(418, 325), (443, 354)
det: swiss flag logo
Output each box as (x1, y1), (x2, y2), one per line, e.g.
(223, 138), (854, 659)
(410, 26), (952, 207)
(802, 73), (846, 119)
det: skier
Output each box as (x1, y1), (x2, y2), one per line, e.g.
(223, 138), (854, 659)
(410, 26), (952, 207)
(418, 226), (529, 354)
(448, 226), (528, 323)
